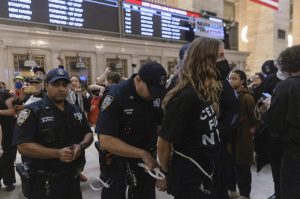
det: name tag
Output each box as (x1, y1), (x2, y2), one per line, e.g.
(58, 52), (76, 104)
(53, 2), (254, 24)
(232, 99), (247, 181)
(41, 116), (54, 123)
(124, 108), (134, 115)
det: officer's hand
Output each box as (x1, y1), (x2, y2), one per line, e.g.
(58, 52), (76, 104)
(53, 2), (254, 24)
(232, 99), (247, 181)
(156, 178), (167, 192)
(141, 151), (158, 171)
(58, 147), (74, 163)
(72, 144), (82, 161)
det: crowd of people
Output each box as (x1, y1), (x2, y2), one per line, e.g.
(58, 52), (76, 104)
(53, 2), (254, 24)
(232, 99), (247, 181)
(0, 37), (299, 199)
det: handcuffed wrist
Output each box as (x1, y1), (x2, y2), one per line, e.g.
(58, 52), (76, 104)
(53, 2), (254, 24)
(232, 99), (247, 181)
(78, 143), (85, 150)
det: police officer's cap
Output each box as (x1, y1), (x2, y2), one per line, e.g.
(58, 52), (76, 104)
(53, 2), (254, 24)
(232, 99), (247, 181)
(33, 66), (46, 75)
(138, 61), (167, 98)
(13, 75), (25, 82)
(261, 60), (277, 76)
(28, 77), (43, 83)
(46, 67), (70, 83)
(179, 43), (189, 60)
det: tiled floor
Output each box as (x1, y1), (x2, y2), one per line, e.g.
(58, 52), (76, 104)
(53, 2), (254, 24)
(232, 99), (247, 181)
(0, 135), (274, 199)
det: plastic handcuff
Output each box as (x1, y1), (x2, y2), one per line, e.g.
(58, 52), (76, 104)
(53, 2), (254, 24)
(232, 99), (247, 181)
(89, 177), (112, 191)
(137, 163), (165, 180)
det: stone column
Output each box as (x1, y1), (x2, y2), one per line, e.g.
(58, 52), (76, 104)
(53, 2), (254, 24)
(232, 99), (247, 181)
(96, 53), (105, 77)
(0, 43), (9, 87)
(50, 50), (61, 70)
(292, 0), (300, 45)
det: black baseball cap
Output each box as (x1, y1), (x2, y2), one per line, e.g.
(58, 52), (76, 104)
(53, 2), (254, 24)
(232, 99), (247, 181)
(179, 43), (189, 60)
(46, 68), (70, 83)
(261, 60), (277, 76)
(138, 61), (167, 99)
(28, 77), (43, 83)
(33, 66), (45, 75)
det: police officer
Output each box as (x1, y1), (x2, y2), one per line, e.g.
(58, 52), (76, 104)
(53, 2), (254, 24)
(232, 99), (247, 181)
(96, 61), (167, 199)
(12, 67), (93, 199)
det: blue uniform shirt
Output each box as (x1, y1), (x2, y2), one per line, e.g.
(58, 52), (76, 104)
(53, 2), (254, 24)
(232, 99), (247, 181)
(13, 95), (92, 171)
(96, 76), (164, 152)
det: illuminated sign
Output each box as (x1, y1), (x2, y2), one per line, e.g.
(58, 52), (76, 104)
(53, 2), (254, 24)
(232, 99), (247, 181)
(123, 0), (200, 41)
(0, 0), (119, 32)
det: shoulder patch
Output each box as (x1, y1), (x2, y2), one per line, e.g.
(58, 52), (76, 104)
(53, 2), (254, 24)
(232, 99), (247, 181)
(101, 95), (114, 111)
(17, 109), (31, 126)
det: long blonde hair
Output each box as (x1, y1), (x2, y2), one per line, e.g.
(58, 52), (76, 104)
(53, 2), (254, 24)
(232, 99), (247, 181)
(163, 38), (223, 114)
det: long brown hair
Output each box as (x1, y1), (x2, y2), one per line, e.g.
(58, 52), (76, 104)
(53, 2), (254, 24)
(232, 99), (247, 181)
(163, 38), (223, 113)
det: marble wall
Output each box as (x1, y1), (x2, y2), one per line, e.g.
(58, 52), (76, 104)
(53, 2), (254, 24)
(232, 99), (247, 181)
(292, 0), (300, 45)
(165, 0), (293, 74)
(167, 0), (223, 17)
(236, 0), (290, 73)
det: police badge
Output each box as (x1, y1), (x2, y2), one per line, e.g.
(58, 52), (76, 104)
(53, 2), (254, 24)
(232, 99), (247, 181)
(101, 95), (114, 111)
(17, 109), (31, 126)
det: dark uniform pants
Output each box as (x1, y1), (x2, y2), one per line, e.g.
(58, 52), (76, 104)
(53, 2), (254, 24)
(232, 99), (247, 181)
(101, 161), (155, 199)
(174, 186), (216, 199)
(281, 154), (300, 199)
(236, 165), (251, 198)
(268, 137), (282, 198)
(0, 145), (17, 186)
(28, 171), (82, 199)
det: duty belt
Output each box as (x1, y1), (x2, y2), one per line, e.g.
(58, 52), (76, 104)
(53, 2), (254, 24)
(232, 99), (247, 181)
(30, 167), (81, 180)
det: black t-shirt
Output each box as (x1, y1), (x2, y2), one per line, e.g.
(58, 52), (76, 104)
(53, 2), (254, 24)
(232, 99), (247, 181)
(12, 96), (92, 171)
(159, 85), (220, 159)
(97, 77), (164, 152)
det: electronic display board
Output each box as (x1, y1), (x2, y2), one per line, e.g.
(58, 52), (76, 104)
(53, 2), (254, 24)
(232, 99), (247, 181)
(123, 0), (201, 41)
(0, 0), (119, 32)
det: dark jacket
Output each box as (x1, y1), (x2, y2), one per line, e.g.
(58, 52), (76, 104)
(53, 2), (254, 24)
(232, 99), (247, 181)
(265, 75), (300, 158)
(235, 87), (257, 165)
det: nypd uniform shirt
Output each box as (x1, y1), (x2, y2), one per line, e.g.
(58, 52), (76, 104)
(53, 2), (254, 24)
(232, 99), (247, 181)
(12, 95), (92, 171)
(159, 85), (220, 158)
(96, 76), (163, 152)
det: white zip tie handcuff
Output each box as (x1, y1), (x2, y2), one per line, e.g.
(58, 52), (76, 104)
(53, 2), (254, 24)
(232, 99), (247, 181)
(89, 177), (113, 191)
(137, 163), (165, 180)
(174, 150), (214, 181)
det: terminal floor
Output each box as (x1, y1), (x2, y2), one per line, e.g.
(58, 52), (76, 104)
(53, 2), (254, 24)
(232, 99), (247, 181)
(0, 135), (274, 199)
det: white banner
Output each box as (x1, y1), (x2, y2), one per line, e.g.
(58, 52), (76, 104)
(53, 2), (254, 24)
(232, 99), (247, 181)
(194, 18), (224, 40)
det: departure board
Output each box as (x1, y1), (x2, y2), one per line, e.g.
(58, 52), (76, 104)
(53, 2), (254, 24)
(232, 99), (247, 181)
(0, 0), (119, 32)
(123, 0), (200, 41)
